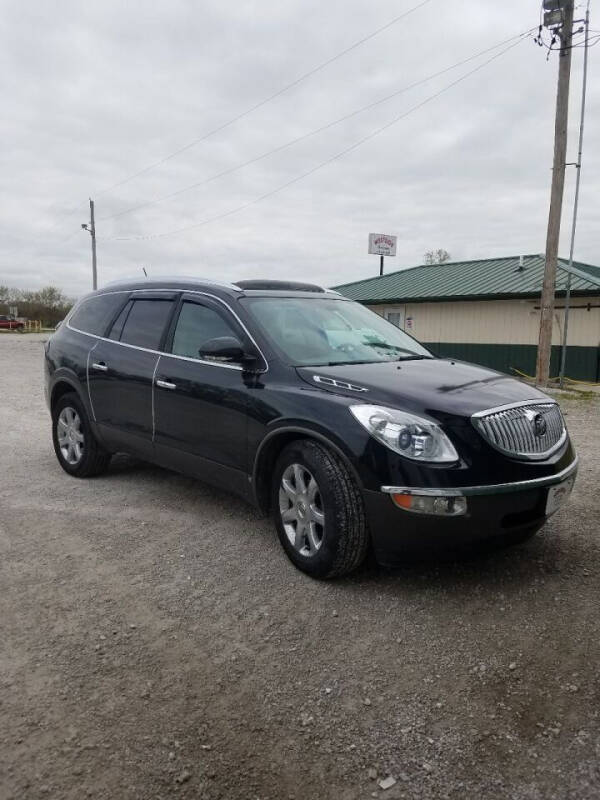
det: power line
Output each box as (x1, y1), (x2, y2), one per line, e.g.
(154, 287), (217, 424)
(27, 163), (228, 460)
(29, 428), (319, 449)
(102, 35), (528, 243)
(93, 0), (434, 198)
(99, 29), (534, 224)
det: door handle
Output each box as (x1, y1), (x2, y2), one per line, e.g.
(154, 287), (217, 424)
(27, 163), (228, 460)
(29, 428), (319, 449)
(156, 379), (177, 390)
(92, 362), (108, 372)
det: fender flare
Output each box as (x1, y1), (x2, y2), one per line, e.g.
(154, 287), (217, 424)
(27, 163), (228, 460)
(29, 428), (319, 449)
(49, 369), (91, 416)
(251, 423), (363, 512)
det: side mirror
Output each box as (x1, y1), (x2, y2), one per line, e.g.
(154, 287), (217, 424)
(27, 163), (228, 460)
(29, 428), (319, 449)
(198, 335), (255, 365)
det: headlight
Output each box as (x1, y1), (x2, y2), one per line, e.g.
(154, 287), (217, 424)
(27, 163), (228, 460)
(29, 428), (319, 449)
(349, 404), (458, 463)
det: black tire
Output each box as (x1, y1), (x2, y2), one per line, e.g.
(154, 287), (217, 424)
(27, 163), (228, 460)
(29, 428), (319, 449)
(52, 391), (111, 477)
(272, 439), (369, 578)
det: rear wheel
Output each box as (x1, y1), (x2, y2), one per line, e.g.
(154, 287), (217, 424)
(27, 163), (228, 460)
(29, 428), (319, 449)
(52, 392), (111, 477)
(272, 439), (369, 578)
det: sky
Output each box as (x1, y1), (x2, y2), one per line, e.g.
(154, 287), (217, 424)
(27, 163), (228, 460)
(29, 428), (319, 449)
(1, 0), (598, 297)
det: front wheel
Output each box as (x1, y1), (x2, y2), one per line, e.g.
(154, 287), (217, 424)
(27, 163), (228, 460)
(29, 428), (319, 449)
(52, 392), (111, 477)
(272, 439), (369, 578)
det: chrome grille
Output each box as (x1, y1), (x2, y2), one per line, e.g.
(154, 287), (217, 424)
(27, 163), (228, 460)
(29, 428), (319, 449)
(472, 402), (566, 460)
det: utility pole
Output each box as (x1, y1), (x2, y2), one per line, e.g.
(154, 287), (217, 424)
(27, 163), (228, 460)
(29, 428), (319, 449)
(536, 0), (574, 386)
(379, 255), (384, 276)
(81, 198), (98, 290)
(559, 0), (590, 387)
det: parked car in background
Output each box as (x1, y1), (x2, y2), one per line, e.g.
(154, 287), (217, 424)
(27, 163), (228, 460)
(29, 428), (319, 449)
(0, 315), (24, 331)
(44, 278), (577, 578)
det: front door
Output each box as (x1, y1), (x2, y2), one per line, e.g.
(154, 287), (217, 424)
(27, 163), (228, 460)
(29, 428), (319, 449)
(153, 295), (254, 495)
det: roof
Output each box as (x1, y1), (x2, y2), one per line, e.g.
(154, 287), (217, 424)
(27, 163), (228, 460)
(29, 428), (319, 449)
(334, 255), (600, 304)
(95, 277), (340, 301)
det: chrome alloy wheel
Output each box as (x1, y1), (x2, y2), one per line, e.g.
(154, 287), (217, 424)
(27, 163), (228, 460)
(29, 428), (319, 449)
(57, 406), (85, 465)
(278, 463), (325, 556)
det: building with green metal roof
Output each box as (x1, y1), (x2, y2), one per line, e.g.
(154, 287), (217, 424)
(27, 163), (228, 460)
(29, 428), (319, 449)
(334, 255), (600, 382)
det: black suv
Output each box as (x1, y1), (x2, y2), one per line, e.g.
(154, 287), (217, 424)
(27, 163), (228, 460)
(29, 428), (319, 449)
(45, 278), (577, 577)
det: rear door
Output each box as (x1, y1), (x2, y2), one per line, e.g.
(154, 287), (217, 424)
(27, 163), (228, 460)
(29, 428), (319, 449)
(88, 292), (176, 457)
(153, 294), (254, 493)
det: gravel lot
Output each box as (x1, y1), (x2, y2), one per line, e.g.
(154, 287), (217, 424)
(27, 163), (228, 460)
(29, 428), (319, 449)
(1, 333), (599, 800)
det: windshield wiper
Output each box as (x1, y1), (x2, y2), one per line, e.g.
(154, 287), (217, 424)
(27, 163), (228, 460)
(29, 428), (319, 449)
(364, 342), (404, 351)
(395, 354), (432, 361)
(306, 360), (377, 367)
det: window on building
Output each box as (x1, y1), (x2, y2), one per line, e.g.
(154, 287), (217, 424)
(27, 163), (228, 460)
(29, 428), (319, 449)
(386, 311), (404, 329)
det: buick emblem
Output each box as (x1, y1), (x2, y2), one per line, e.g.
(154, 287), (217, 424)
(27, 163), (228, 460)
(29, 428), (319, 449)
(523, 408), (547, 437)
(533, 412), (547, 437)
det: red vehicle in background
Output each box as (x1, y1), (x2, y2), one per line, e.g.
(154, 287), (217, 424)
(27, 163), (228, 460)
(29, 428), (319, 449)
(0, 315), (24, 331)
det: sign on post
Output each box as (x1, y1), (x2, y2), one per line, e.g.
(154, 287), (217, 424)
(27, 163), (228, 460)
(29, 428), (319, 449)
(368, 233), (397, 257)
(369, 233), (397, 276)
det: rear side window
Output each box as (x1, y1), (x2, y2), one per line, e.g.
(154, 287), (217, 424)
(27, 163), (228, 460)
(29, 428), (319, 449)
(119, 299), (173, 350)
(69, 293), (127, 336)
(171, 302), (239, 359)
(108, 301), (133, 340)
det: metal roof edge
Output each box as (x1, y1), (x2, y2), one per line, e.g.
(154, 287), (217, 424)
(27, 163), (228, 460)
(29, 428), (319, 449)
(359, 288), (600, 305)
(557, 260), (600, 288)
(333, 254), (545, 291)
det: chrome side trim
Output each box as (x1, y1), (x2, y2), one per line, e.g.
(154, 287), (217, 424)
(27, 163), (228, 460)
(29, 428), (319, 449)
(66, 288), (268, 374)
(380, 457), (578, 497)
(151, 355), (161, 443)
(86, 342), (99, 422)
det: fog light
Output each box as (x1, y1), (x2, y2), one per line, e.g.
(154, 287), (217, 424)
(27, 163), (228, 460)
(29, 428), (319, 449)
(391, 493), (467, 516)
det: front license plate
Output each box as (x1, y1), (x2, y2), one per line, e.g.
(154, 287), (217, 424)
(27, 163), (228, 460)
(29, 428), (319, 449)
(545, 476), (575, 516)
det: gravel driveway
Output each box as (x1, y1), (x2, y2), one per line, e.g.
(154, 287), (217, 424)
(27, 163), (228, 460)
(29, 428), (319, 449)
(1, 334), (599, 800)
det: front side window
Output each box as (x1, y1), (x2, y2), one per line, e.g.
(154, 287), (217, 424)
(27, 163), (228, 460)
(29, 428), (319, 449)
(119, 299), (173, 350)
(69, 293), (127, 336)
(241, 297), (432, 367)
(171, 301), (239, 360)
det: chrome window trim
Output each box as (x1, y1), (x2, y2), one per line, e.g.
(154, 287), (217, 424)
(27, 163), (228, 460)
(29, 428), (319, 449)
(66, 288), (268, 373)
(380, 456), (578, 497)
(471, 399), (566, 461)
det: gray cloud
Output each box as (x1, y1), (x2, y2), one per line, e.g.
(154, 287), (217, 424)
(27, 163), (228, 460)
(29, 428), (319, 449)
(1, 0), (597, 297)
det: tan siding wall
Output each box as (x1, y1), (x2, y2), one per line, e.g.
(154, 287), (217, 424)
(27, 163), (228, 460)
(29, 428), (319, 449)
(368, 298), (600, 347)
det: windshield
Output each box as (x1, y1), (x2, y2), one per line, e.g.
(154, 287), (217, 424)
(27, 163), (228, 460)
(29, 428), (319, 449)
(241, 296), (432, 367)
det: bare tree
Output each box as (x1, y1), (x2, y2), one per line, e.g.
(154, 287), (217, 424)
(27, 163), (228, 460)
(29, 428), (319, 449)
(0, 285), (73, 326)
(423, 248), (451, 265)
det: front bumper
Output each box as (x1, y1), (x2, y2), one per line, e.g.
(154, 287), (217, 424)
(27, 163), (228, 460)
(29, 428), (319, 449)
(364, 457), (578, 565)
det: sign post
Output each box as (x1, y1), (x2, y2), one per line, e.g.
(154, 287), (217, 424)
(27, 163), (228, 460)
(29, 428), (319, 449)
(368, 233), (397, 275)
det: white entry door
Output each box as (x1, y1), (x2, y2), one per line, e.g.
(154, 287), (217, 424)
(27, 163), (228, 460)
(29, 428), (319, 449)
(385, 308), (405, 330)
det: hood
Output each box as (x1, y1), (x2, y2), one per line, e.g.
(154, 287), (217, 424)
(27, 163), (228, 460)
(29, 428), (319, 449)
(297, 358), (550, 419)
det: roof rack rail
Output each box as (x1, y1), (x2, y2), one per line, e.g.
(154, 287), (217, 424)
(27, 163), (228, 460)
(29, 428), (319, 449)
(102, 276), (241, 291)
(235, 280), (325, 292)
